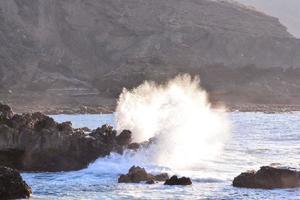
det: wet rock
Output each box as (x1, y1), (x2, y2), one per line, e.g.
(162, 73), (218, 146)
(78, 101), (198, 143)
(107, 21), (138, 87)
(0, 166), (32, 199)
(0, 104), (133, 172)
(146, 179), (155, 184)
(164, 175), (192, 185)
(119, 166), (149, 183)
(118, 166), (169, 183)
(233, 166), (300, 189)
(118, 174), (132, 183)
(34, 116), (57, 131)
(127, 143), (140, 151)
(116, 130), (132, 146)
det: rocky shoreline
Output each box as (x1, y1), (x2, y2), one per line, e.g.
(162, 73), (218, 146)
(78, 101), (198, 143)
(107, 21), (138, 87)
(0, 103), (134, 172)
(233, 166), (300, 189)
(2, 102), (300, 199)
(0, 166), (32, 199)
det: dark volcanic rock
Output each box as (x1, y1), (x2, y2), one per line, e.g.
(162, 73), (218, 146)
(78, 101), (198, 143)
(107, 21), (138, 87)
(116, 130), (132, 146)
(0, 166), (32, 199)
(164, 175), (192, 186)
(118, 166), (169, 183)
(0, 104), (132, 172)
(233, 166), (300, 189)
(118, 166), (149, 183)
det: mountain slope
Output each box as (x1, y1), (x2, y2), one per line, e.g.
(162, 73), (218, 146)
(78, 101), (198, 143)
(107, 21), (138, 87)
(0, 0), (300, 110)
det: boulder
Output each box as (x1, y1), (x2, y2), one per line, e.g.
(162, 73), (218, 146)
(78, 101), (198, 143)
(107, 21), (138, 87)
(118, 166), (169, 183)
(0, 104), (133, 172)
(0, 166), (32, 199)
(233, 166), (300, 189)
(164, 175), (192, 186)
(116, 130), (132, 146)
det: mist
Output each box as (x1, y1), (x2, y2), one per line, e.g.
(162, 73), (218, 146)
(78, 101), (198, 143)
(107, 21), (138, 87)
(115, 74), (230, 169)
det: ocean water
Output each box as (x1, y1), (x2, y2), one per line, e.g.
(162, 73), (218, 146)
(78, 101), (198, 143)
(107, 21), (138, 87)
(22, 112), (300, 200)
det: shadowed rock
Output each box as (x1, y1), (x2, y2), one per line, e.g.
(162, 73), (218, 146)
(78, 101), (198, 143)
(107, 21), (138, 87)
(164, 175), (192, 186)
(0, 104), (133, 172)
(0, 166), (32, 199)
(116, 130), (132, 146)
(233, 166), (300, 189)
(118, 166), (169, 183)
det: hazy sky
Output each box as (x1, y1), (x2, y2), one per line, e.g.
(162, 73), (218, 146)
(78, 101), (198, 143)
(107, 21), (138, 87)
(235, 0), (300, 38)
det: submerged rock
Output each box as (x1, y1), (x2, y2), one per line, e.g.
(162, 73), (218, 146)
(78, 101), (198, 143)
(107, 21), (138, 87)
(0, 166), (32, 199)
(0, 104), (133, 172)
(164, 175), (192, 186)
(118, 166), (169, 183)
(233, 166), (300, 189)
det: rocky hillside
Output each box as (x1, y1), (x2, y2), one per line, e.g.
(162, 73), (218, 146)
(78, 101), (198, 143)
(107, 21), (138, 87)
(0, 0), (300, 110)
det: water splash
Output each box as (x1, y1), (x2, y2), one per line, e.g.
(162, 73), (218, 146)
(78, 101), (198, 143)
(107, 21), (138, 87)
(115, 74), (230, 169)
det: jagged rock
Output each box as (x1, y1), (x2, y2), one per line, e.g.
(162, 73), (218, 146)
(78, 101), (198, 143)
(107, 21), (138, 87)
(0, 166), (32, 199)
(128, 143), (140, 151)
(119, 166), (149, 183)
(164, 175), (192, 186)
(233, 166), (300, 189)
(116, 130), (132, 146)
(118, 166), (169, 183)
(34, 116), (57, 131)
(0, 104), (132, 172)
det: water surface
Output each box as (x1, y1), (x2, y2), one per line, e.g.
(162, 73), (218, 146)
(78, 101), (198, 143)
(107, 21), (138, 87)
(22, 112), (300, 199)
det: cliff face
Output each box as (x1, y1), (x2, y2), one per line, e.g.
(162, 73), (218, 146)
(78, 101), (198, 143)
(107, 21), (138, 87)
(0, 0), (300, 108)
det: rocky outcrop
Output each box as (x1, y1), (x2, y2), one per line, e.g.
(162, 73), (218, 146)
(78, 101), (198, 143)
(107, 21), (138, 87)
(118, 166), (169, 183)
(164, 175), (192, 186)
(0, 166), (32, 199)
(233, 166), (300, 189)
(0, 104), (132, 172)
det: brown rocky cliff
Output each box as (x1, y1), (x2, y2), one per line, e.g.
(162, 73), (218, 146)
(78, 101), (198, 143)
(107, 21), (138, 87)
(0, 0), (299, 107)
